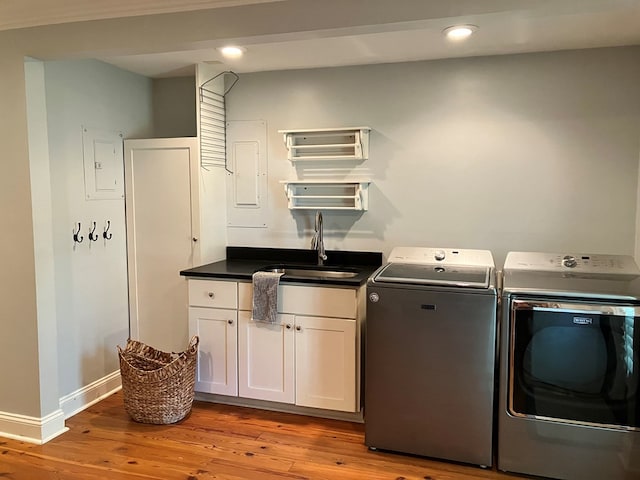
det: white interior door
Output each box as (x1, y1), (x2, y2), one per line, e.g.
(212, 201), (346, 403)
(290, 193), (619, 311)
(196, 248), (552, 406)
(124, 137), (200, 352)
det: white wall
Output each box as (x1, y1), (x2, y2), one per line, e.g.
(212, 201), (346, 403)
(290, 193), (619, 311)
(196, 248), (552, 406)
(225, 47), (640, 266)
(43, 59), (153, 398)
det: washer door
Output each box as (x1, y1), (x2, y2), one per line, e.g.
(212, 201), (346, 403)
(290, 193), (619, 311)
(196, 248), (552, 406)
(509, 300), (640, 429)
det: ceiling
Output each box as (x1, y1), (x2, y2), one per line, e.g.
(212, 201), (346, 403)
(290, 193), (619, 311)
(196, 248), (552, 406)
(4, 0), (640, 77)
(0, 0), (282, 32)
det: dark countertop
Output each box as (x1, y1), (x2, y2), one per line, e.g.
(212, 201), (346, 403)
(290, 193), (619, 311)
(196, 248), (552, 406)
(180, 246), (383, 286)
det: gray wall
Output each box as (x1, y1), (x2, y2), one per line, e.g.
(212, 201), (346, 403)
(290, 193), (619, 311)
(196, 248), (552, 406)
(25, 59), (60, 419)
(226, 47), (640, 266)
(153, 76), (197, 138)
(43, 59), (153, 398)
(0, 48), (42, 418)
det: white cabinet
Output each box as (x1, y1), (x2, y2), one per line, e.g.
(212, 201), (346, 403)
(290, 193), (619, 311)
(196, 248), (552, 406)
(188, 279), (239, 396)
(239, 281), (360, 413)
(237, 311), (295, 403)
(238, 310), (296, 403)
(294, 315), (357, 412)
(189, 278), (362, 413)
(188, 306), (238, 396)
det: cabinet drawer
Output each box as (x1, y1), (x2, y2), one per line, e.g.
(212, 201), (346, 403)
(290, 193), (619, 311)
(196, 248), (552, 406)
(188, 279), (237, 309)
(282, 285), (356, 318)
(238, 282), (356, 318)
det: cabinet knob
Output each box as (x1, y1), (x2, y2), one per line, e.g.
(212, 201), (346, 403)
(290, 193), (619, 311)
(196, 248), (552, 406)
(285, 324), (292, 329)
(192, 237), (198, 242)
(295, 325), (301, 332)
(227, 319), (234, 325)
(208, 292), (215, 299)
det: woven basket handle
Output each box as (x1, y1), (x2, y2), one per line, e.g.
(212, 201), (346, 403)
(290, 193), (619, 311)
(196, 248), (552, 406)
(188, 335), (199, 353)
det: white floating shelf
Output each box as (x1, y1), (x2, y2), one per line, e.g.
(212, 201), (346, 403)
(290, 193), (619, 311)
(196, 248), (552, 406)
(279, 127), (370, 162)
(280, 180), (371, 211)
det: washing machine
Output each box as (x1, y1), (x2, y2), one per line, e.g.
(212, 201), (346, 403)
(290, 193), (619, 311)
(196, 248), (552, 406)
(498, 251), (640, 480)
(365, 247), (498, 467)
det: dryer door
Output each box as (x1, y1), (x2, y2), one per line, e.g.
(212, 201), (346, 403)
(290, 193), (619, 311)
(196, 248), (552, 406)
(509, 299), (640, 429)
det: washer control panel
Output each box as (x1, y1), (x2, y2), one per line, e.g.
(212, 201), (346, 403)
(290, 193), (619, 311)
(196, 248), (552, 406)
(504, 251), (640, 275)
(388, 247), (495, 268)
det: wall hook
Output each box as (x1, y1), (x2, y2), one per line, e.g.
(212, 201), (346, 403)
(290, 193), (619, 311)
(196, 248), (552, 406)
(103, 220), (113, 240)
(73, 222), (84, 243)
(88, 221), (99, 242)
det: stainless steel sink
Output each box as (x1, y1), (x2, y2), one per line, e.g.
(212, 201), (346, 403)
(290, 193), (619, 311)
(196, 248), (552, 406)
(261, 266), (359, 279)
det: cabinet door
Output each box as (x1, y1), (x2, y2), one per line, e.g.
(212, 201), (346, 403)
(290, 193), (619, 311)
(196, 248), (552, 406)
(295, 315), (357, 412)
(238, 311), (295, 403)
(189, 307), (238, 396)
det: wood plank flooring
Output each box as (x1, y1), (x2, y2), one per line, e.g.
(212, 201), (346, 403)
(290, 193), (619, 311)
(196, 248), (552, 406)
(0, 392), (530, 480)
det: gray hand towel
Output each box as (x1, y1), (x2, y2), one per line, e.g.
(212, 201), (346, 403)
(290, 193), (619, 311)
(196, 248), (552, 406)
(252, 271), (284, 324)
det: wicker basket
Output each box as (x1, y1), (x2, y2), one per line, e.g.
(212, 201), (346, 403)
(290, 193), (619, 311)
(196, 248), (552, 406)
(118, 336), (199, 424)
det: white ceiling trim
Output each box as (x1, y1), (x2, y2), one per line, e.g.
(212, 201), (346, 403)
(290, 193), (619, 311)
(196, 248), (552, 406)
(0, 0), (283, 32)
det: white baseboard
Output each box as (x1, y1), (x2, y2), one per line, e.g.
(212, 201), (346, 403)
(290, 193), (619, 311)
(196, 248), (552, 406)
(59, 370), (122, 419)
(0, 408), (68, 445)
(0, 371), (121, 444)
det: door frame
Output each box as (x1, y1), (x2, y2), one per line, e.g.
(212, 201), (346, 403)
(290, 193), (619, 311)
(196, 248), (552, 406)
(123, 137), (200, 341)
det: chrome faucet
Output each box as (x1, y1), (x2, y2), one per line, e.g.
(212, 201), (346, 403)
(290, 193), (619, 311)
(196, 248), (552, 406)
(311, 211), (327, 266)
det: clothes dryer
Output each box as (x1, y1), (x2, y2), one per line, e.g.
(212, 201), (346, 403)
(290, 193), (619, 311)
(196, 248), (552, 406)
(499, 251), (640, 479)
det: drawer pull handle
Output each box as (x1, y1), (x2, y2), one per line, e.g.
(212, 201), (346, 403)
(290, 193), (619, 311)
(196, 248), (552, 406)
(208, 292), (215, 299)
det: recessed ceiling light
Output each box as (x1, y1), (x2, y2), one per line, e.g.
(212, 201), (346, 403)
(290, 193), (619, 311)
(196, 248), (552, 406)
(443, 25), (478, 40)
(218, 46), (246, 58)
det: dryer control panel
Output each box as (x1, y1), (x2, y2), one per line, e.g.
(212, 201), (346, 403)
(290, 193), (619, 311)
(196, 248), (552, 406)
(504, 251), (640, 275)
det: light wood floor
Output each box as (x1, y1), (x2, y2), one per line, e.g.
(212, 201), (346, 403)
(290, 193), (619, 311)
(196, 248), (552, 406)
(0, 392), (530, 479)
